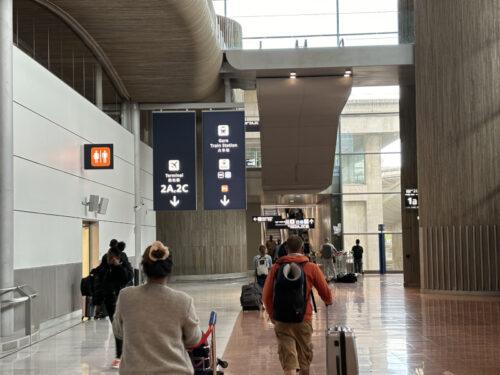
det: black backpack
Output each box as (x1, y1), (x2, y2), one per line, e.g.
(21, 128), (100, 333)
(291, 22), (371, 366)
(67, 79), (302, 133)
(273, 261), (308, 323)
(80, 275), (95, 296)
(336, 273), (358, 283)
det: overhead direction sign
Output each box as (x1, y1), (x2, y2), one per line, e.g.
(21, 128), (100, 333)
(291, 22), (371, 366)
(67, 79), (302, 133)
(153, 112), (197, 210)
(252, 216), (316, 229)
(202, 111), (246, 210)
(83, 144), (114, 169)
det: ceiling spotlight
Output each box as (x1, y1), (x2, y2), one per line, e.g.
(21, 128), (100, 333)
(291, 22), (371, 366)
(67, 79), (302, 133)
(290, 72), (297, 79)
(344, 69), (352, 77)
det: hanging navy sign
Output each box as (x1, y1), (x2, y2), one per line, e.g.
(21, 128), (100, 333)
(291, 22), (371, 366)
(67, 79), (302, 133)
(153, 112), (197, 210)
(202, 111), (246, 210)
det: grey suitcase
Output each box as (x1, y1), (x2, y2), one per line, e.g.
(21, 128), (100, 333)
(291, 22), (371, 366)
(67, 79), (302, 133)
(326, 306), (359, 374)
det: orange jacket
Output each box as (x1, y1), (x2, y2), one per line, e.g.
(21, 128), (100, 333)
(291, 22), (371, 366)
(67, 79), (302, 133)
(262, 254), (333, 322)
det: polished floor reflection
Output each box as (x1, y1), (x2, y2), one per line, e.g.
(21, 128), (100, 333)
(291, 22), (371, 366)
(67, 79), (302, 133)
(223, 275), (500, 375)
(1, 275), (499, 374)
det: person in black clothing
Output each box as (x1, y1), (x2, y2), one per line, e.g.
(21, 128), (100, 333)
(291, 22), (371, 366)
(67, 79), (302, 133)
(93, 239), (132, 316)
(93, 242), (133, 368)
(352, 239), (364, 274)
(277, 241), (287, 258)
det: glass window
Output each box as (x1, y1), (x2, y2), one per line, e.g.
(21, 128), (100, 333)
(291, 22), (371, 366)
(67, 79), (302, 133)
(341, 134), (365, 153)
(332, 155), (341, 193)
(245, 137), (261, 168)
(343, 233), (402, 272)
(216, 0), (406, 48)
(342, 193), (401, 234)
(343, 234), (377, 270)
(14, 0), (124, 123)
(341, 153), (401, 192)
(341, 154), (365, 184)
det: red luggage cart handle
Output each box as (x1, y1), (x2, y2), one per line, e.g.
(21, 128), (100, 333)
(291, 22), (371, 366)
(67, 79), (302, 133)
(187, 311), (217, 349)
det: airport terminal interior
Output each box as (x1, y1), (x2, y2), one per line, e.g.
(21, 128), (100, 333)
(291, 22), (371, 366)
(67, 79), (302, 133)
(0, 0), (499, 374)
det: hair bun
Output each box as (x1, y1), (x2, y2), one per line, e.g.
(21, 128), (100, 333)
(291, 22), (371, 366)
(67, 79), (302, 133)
(148, 241), (169, 262)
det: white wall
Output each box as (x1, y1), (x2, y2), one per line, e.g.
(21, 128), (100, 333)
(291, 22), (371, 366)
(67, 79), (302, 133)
(13, 47), (156, 269)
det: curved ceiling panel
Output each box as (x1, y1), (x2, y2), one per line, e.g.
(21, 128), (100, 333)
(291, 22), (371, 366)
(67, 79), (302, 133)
(257, 76), (352, 193)
(49, 0), (223, 103)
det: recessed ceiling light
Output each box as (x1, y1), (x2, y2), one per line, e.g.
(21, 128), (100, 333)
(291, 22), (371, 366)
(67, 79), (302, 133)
(290, 72), (297, 79)
(344, 69), (352, 77)
(290, 200), (295, 203)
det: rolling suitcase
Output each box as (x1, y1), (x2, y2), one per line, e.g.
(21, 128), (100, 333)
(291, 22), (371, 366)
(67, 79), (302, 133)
(240, 283), (262, 311)
(82, 295), (95, 320)
(326, 305), (359, 375)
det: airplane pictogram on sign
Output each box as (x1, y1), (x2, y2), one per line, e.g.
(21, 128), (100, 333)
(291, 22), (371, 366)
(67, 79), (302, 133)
(91, 147), (111, 167)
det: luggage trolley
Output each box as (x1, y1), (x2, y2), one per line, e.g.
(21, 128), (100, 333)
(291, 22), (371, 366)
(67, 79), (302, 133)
(188, 311), (228, 375)
(334, 252), (348, 277)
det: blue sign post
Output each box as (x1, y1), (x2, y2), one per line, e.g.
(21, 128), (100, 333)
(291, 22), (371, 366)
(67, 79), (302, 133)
(152, 112), (197, 211)
(378, 224), (387, 274)
(202, 111), (246, 210)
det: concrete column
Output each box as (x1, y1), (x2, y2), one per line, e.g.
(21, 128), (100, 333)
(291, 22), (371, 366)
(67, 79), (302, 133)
(120, 100), (131, 131)
(415, 0), (500, 293)
(132, 102), (142, 283)
(95, 64), (103, 110)
(224, 78), (231, 103)
(0, 0), (14, 337)
(400, 85), (419, 287)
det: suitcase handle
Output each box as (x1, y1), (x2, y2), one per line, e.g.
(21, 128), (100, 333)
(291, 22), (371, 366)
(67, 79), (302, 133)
(209, 311), (217, 326)
(325, 303), (329, 328)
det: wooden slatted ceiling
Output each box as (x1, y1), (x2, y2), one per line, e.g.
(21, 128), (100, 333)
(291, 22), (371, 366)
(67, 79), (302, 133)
(49, 0), (223, 103)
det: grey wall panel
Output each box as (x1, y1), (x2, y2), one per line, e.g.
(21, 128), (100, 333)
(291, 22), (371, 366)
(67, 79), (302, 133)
(13, 263), (82, 331)
(55, 263), (81, 317)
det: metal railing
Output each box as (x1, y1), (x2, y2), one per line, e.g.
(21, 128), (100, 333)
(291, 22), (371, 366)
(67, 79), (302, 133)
(0, 285), (38, 344)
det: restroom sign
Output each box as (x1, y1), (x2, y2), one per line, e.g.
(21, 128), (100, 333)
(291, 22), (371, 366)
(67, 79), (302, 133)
(84, 144), (114, 170)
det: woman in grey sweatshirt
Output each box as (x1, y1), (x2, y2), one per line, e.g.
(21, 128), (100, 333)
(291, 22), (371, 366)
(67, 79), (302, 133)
(112, 241), (202, 374)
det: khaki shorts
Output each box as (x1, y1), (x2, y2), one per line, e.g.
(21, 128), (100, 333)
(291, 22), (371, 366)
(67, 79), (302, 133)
(274, 321), (313, 371)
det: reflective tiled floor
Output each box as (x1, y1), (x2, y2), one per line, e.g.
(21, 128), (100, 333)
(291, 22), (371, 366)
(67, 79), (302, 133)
(0, 280), (247, 374)
(1, 275), (500, 374)
(223, 275), (500, 375)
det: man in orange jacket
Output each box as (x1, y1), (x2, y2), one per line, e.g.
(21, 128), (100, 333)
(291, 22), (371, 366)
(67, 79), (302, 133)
(263, 235), (333, 375)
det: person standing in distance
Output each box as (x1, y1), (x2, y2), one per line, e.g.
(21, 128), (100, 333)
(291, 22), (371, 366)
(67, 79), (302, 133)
(352, 239), (364, 274)
(254, 245), (272, 288)
(320, 238), (336, 282)
(266, 235), (277, 262)
(262, 235), (332, 375)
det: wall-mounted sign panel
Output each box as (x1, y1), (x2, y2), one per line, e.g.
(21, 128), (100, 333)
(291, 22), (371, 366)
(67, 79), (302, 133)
(404, 188), (419, 209)
(84, 144), (114, 169)
(202, 111), (246, 210)
(153, 112), (197, 211)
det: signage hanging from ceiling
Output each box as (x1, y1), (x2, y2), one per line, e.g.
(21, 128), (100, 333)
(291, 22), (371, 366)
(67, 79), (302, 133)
(252, 216), (316, 229)
(83, 144), (114, 169)
(152, 112), (197, 211)
(202, 111), (246, 210)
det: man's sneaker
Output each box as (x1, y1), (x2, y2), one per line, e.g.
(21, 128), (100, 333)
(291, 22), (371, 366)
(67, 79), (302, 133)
(111, 359), (120, 369)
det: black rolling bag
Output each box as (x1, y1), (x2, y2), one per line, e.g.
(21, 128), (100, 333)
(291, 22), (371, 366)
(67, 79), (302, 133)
(240, 283), (262, 310)
(82, 295), (95, 320)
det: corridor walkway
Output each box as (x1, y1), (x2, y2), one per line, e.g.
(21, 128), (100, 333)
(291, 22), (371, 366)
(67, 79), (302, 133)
(1, 275), (499, 374)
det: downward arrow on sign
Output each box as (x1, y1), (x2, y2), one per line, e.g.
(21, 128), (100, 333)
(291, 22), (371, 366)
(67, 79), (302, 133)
(170, 196), (180, 207)
(220, 195), (230, 206)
